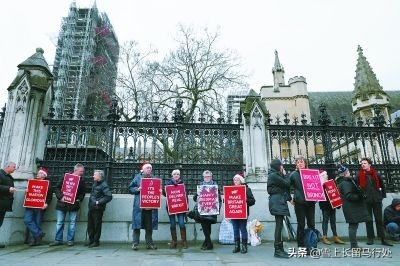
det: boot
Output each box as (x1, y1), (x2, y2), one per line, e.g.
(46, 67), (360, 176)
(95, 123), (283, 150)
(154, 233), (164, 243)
(200, 240), (207, 250)
(274, 242), (289, 259)
(381, 238), (393, 246)
(232, 239), (240, 253)
(366, 238), (374, 245)
(180, 228), (188, 249)
(240, 241), (247, 254)
(322, 235), (331, 245)
(333, 235), (345, 244)
(205, 240), (213, 250)
(170, 228), (177, 249)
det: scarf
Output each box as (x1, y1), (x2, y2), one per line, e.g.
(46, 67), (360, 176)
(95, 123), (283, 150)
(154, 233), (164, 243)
(359, 167), (381, 190)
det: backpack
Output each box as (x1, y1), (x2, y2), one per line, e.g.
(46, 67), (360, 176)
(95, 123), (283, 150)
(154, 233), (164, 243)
(303, 228), (319, 251)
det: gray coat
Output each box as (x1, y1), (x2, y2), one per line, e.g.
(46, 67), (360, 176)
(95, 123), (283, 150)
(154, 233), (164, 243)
(267, 168), (291, 216)
(129, 173), (158, 230)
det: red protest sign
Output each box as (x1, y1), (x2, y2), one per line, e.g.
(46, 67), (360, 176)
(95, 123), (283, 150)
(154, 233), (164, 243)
(197, 185), (219, 215)
(61, 173), (81, 204)
(324, 179), (343, 208)
(23, 179), (49, 208)
(223, 185), (247, 219)
(300, 169), (326, 201)
(140, 178), (162, 209)
(165, 184), (189, 215)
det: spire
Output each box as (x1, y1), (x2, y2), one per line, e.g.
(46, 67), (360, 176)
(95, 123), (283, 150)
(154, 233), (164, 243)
(353, 45), (386, 100)
(17, 48), (52, 77)
(273, 50), (284, 72)
(272, 50), (285, 91)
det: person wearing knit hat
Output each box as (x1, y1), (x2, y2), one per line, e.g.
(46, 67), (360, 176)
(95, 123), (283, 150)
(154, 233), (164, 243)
(231, 174), (255, 254)
(267, 159), (291, 258)
(336, 164), (349, 176)
(23, 167), (53, 246)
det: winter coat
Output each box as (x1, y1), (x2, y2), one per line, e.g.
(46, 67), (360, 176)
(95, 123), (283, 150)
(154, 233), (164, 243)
(0, 169), (15, 212)
(383, 198), (400, 226)
(55, 175), (86, 212)
(244, 185), (256, 217)
(289, 169), (316, 206)
(193, 180), (221, 224)
(88, 179), (113, 211)
(319, 180), (339, 211)
(337, 176), (371, 224)
(129, 172), (158, 230)
(355, 171), (386, 204)
(267, 168), (291, 216)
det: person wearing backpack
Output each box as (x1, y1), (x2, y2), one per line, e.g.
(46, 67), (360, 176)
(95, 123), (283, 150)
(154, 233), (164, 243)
(267, 159), (291, 259)
(336, 164), (371, 249)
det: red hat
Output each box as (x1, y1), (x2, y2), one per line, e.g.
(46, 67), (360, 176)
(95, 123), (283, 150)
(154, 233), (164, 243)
(140, 161), (152, 171)
(38, 167), (49, 177)
(319, 169), (327, 177)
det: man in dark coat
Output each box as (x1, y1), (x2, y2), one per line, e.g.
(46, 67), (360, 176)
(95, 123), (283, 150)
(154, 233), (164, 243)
(86, 170), (112, 248)
(0, 161), (17, 248)
(49, 163), (86, 246)
(355, 158), (392, 246)
(383, 198), (400, 241)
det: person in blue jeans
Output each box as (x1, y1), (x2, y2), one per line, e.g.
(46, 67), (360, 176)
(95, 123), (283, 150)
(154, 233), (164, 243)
(49, 163), (86, 247)
(164, 169), (188, 249)
(231, 174), (255, 254)
(383, 198), (400, 241)
(24, 167), (53, 246)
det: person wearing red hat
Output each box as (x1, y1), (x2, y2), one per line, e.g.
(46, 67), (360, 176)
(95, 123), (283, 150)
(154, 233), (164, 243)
(23, 167), (53, 246)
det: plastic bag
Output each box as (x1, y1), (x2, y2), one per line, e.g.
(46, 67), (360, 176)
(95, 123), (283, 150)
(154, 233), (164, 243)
(218, 218), (234, 244)
(248, 219), (264, 246)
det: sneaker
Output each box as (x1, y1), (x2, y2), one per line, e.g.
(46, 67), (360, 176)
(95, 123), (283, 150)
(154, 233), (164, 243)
(131, 243), (138, 251)
(146, 243), (157, 250)
(67, 241), (74, 247)
(49, 241), (63, 246)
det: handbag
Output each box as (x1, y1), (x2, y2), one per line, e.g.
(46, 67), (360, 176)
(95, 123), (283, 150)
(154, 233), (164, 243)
(187, 204), (202, 222)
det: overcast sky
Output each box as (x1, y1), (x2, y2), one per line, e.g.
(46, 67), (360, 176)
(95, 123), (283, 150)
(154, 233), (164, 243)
(1, 0), (399, 108)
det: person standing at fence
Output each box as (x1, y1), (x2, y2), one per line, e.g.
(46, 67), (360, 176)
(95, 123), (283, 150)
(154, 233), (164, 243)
(164, 169), (188, 249)
(24, 167), (53, 246)
(86, 170), (112, 248)
(318, 169), (345, 245)
(49, 163), (86, 247)
(289, 155), (316, 250)
(231, 174), (255, 254)
(193, 170), (221, 250)
(267, 159), (291, 259)
(355, 157), (393, 246)
(129, 162), (159, 250)
(0, 161), (17, 248)
(336, 164), (371, 249)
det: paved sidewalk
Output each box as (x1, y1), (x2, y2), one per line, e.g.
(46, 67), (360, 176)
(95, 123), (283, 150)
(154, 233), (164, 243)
(0, 240), (399, 266)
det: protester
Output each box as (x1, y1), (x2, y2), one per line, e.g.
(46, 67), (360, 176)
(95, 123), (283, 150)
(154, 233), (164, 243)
(86, 170), (112, 248)
(383, 198), (400, 241)
(336, 164), (371, 249)
(24, 167), (53, 246)
(231, 174), (255, 254)
(355, 158), (392, 246)
(0, 162), (17, 248)
(318, 170), (345, 245)
(267, 159), (291, 258)
(49, 163), (86, 246)
(129, 162), (159, 250)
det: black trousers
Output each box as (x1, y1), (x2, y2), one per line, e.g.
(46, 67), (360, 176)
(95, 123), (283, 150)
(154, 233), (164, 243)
(294, 202), (315, 247)
(0, 211), (5, 228)
(87, 209), (104, 243)
(274, 215), (284, 245)
(201, 221), (212, 243)
(349, 223), (359, 247)
(321, 208), (337, 236)
(365, 202), (385, 239)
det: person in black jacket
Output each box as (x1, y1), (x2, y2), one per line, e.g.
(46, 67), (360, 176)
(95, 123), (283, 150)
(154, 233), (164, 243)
(383, 198), (400, 241)
(231, 174), (255, 254)
(336, 164), (371, 249)
(86, 170), (112, 248)
(49, 163), (86, 247)
(267, 159), (290, 259)
(24, 167), (53, 246)
(0, 161), (17, 248)
(355, 157), (392, 246)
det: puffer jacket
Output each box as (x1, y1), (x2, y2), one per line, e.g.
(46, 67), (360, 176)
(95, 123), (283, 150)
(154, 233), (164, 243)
(383, 198), (400, 226)
(55, 175), (86, 212)
(0, 169), (15, 211)
(267, 168), (291, 216)
(88, 179), (112, 211)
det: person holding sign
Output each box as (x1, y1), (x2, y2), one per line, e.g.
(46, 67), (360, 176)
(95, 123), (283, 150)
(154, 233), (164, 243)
(86, 170), (112, 248)
(336, 164), (371, 249)
(230, 174), (255, 254)
(49, 163), (86, 247)
(267, 159), (291, 259)
(164, 169), (189, 249)
(0, 161), (17, 249)
(23, 167), (53, 246)
(318, 170), (345, 245)
(129, 162), (159, 250)
(193, 170), (221, 251)
(289, 155), (316, 250)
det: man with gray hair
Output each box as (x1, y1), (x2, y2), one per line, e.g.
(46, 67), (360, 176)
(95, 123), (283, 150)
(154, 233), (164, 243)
(85, 170), (112, 248)
(0, 162), (17, 248)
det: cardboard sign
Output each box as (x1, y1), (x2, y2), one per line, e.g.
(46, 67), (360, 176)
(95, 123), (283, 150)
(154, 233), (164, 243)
(300, 169), (326, 201)
(165, 184), (189, 214)
(140, 178), (162, 209)
(23, 179), (50, 209)
(223, 185), (247, 219)
(197, 185), (219, 215)
(324, 179), (343, 208)
(61, 173), (81, 204)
